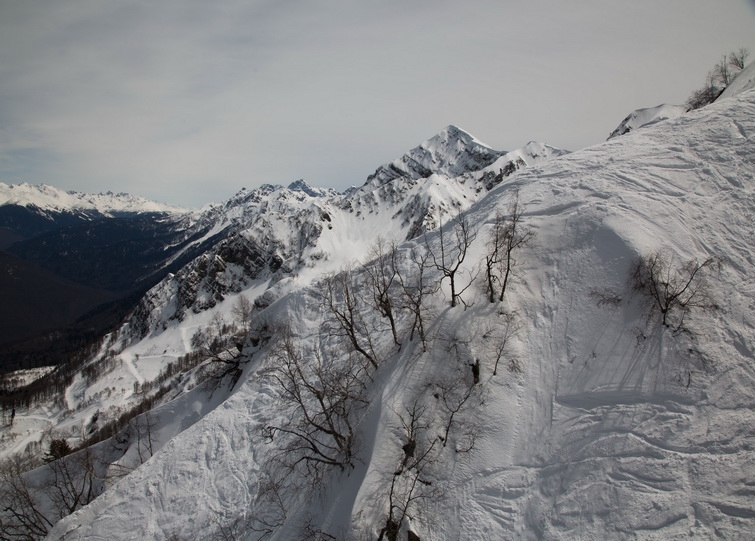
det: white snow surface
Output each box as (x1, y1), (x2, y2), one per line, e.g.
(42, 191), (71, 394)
(6, 91), (755, 539)
(607, 103), (688, 140)
(719, 60), (755, 100)
(0, 182), (188, 215)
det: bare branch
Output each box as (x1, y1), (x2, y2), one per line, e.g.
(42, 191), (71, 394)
(630, 250), (719, 331)
(426, 212), (478, 308)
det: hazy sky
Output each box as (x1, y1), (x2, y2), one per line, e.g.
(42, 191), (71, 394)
(1, 0), (754, 208)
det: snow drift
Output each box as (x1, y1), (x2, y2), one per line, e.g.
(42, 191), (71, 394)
(607, 103), (688, 140)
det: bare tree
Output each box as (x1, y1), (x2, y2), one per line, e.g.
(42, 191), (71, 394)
(397, 247), (439, 351)
(210, 312), (227, 338)
(433, 372), (477, 448)
(231, 294), (254, 335)
(484, 191), (532, 303)
(193, 328), (247, 387)
(379, 400), (438, 541)
(263, 328), (368, 482)
(729, 47), (750, 71)
(482, 310), (520, 376)
(132, 412), (158, 465)
(630, 250), (719, 331)
(687, 48), (749, 110)
(427, 212), (477, 308)
(1, 446), (104, 540)
(365, 238), (402, 347)
(0, 454), (52, 540)
(45, 447), (101, 520)
(318, 269), (378, 369)
(713, 54), (733, 87)
(686, 74), (722, 110)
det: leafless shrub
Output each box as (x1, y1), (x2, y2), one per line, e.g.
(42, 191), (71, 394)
(589, 287), (623, 309)
(300, 516), (338, 540)
(728, 47), (749, 71)
(0, 454), (51, 540)
(317, 269), (378, 370)
(482, 310), (521, 376)
(630, 250), (719, 331)
(263, 328), (368, 484)
(427, 212), (478, 308)
(484, 191), (533, 303)
(397, 247), (439, 351)
(686, 78), (722, 110)
(365, 237), (402, 347)
(378, 399), (439, 541)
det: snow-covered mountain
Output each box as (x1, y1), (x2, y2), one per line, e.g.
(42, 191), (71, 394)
(3, 83), (755, 540)
(0, 182), (186, 217)
(365, 125), (567, 188)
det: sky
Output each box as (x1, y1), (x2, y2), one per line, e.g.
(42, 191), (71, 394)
(1, 0), (754, 208)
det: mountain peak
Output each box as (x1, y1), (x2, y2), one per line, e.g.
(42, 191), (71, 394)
(287, 179), (329, 197)
(366, 125), (504, 186)
(426, 124), (490, 149)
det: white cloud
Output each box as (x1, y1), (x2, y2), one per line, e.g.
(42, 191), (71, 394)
(1, 0), (754, 206)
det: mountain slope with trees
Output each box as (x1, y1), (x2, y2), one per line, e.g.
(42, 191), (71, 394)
(2, 66), (755, 540)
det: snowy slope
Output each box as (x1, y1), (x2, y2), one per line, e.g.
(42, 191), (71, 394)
(43, 88), (755, 539)
(1, 128), (566, 478)
(719, 60), (755, 100)
(607, 103), (688, 139)
(0, 182), (187, 216)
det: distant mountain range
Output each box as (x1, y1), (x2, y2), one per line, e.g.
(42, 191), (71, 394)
(0, 128), (565, 371)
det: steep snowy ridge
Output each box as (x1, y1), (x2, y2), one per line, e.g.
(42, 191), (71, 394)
(123, 137), (565, 342)
(719, 60), (755, 100)
(363, 125), (566, 189)
(4, 92), (755, 539)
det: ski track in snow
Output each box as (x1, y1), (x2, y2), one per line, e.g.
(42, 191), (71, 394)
(122, 354), (144, 385)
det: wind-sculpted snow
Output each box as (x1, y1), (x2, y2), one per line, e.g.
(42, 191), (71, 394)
(607, 103), (688, 140)
(17, 94), (755, 539)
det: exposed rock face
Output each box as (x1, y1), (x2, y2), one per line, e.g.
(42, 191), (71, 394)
(366, 125), (505, 185)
